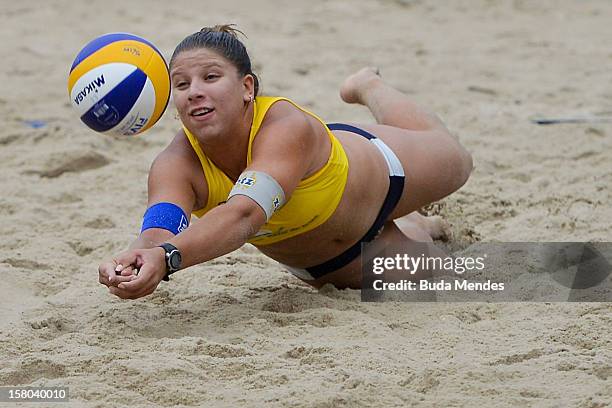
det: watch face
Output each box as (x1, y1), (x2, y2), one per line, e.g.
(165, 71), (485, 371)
(169, 250), (182, 271)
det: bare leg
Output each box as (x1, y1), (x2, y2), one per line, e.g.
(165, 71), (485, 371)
(341, 68), (457, 231)
(340, 67), (446, 131)
(339, 67), (472, 216)
(299, 69), (470, 290)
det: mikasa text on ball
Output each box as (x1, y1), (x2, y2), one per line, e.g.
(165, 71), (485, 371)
(68, 33), (170, 136)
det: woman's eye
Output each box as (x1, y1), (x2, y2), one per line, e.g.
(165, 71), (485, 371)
(205, 74), (218, 80)
(175, 82), (188, 88)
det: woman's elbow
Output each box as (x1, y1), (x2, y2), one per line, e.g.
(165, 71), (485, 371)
(226, 196), (267, 241)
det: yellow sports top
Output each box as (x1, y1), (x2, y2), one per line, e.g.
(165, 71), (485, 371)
(183, 96), (349, 245)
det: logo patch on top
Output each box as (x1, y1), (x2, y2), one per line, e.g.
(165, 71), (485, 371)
(272, 195), (281, 211)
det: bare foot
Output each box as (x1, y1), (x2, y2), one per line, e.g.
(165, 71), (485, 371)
(394, 212), (451, 242)
(339, 67), (382, 105)
(424, 215), (451, 242)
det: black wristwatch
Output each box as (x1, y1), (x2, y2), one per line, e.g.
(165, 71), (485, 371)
(158, 243), (182, 281)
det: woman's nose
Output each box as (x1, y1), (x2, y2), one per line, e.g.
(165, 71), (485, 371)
(187, 79), (206, 101)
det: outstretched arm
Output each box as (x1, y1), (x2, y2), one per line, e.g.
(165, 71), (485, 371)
(105, 195), (266, 299)
(107, 105), (317, 299)
(98, 139), (196, 290)
(170, 194), (267, 269)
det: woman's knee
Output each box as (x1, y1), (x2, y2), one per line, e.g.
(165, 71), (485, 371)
(431, 130), (473, 196)
(452, 143), (474, 190)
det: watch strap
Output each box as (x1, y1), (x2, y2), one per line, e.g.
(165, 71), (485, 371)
(158, 243), (180, 281)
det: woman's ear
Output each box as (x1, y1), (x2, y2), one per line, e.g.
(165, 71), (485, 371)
(243, 74), (255, 103)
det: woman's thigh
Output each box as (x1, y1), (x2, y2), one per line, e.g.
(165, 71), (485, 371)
(352, 123), (471, 219)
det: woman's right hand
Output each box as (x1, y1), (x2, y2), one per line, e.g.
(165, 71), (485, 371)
(98, 255), (138, 289)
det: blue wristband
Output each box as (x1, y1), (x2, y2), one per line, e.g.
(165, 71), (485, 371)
(141, 202), (189, 235)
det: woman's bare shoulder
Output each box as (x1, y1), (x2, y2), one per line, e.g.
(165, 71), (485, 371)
(263, 98), (311, 125)
(257, 99), (322, 146)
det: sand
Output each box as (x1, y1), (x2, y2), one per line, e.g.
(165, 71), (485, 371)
(0, 0), (611, 406)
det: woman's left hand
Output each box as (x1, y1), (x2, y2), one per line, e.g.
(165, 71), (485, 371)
(109, 247), (167, 299)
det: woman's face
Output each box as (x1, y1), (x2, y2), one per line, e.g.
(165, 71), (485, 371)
(170, 48), (252, 139)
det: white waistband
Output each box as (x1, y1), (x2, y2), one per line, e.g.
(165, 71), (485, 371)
(370, 138), (405, 177)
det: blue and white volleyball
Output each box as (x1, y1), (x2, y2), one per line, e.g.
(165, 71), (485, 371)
(68, 33), (170, 136)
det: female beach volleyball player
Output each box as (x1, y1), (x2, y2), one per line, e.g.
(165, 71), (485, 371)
(98, 25), (473, 299)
